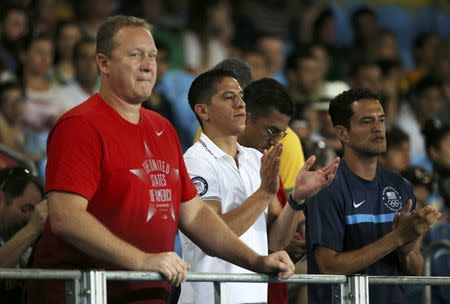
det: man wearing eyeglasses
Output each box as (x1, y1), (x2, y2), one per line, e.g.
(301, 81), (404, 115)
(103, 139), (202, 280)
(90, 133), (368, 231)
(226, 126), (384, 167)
(180, 70), (339, 303)
(0, 167), (46, 302)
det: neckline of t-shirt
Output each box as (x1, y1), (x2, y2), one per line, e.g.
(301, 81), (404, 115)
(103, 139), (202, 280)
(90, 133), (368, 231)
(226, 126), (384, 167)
(96, 93), (144, 128)
(341, 159), (380, 186)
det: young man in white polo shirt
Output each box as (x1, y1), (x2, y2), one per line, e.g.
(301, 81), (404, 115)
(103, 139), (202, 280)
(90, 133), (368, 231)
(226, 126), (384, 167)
(179, 69), (338, 304)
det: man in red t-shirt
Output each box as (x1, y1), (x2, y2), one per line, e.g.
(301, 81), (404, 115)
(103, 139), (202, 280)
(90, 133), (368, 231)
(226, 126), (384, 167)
(27, 16), (296, 304)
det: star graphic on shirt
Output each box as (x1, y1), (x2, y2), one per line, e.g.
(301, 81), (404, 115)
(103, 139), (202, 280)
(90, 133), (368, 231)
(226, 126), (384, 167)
(129, 141), (177, 222)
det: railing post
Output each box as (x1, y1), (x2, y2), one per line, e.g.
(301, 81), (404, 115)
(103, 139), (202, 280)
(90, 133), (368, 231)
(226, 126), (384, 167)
(332, 282), (348, 304)
(343, 275), (369, 304)
(80, 270), (107, 304)
(213, 282), (226, 304)
(66, 278), (81, 304)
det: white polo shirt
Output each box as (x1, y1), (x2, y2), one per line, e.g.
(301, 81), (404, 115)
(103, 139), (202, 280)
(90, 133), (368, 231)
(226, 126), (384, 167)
(179, 133), (268, 304)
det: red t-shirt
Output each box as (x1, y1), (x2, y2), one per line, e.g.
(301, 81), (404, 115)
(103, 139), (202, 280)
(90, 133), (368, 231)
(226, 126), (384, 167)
(28, 94), (197, 303)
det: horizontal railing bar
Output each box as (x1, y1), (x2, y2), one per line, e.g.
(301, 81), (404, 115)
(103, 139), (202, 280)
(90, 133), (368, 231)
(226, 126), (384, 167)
(105, 272), (347, 284)
(1, 269), (449, 286)
(0, 269), (81, 280)
(369, 276), (450, 285)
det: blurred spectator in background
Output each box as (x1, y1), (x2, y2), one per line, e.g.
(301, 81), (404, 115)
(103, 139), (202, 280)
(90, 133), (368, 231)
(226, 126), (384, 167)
(256, 33), (287, 86)
(74, 0), (115, 38)
(348, 7), (379, 65)
(379, 126), (410, 173)
(30, 0), (57, 36)
(377, 59), (404, 125)
(311, 6), (346, 81)
(0, 167), (45, 303)
(403, 33), (440, 91)
(241, 47), (270, 81)
(375, 29), (400, 62)
(183, 0), (234, 74)
(56, 35), (98, 111)
(0, 5), (29, 75)
(286, 47), (322, 104)
(349, 61), (383, 94)
(434, 41), (450, 125)
(0, 81), (39, 161)
(424, 120), (450, 212)
(52, 21), (81, 84)
(19, 33), (63, 161)
(396, 76), (444, 167)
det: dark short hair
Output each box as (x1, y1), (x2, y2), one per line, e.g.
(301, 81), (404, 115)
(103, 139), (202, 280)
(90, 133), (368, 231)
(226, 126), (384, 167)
(329, 88), (379, 128)
(213, 58), (253, 89)
(409, 75), (442, 97)
(96, 15), (152, 57)
(0, 167), (43, 205)
(0, 4), (27, 24)
(402, 166), (433, 193)
(0, 80), (25, 104)
(351, 6), (377, 29)
(386, 126), (409, 150)
(313, 7), (334, 39)
(413, 32), (436, 50)
(244, 78), (294, 119)
(188, 69), (237, 126)
(286, 46), (315, 71)
(376, 59), (402, 77)
(22, 32), (53, 52)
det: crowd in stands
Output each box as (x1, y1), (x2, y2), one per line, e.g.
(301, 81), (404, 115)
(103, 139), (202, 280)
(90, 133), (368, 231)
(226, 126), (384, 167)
(0, 0), (450, 303)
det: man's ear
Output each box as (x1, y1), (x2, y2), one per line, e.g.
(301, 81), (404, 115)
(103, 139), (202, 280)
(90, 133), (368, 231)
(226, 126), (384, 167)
(194, 104), (209, 122)
(335, 125), (349, 144)
(96, 53), (109, 75)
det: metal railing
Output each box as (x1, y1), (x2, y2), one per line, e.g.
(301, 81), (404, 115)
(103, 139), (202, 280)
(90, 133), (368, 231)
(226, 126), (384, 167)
(1, 269), (450, 304)
(1, 241), (449, 304)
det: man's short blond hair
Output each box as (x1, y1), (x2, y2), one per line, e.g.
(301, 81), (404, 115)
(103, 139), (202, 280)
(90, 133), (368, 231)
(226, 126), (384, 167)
(96, 15), (152, 57)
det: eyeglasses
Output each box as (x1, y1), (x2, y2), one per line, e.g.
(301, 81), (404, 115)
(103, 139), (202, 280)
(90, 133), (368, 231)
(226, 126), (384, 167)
(0, 167), (31, 191)
(266, 128), (288, 140)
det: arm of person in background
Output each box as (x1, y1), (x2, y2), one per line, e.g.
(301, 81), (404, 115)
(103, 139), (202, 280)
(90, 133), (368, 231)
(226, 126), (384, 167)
(267, 156), (339, 251)
(48, 192), (191, 286)
(314, 201), (441, 275)
(179, 195), (295, 278)
(0, 200), (47, 268)
(201, 144), (282, 237)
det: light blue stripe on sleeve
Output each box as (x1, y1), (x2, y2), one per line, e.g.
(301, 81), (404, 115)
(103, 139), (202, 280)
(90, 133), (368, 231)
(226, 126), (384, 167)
(345, 213), (395, 224)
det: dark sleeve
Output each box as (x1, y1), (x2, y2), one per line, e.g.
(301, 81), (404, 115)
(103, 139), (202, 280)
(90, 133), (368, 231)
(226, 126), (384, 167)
(307, 188), (346, 252)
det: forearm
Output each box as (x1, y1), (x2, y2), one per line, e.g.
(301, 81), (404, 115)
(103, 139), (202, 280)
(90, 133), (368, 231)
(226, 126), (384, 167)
(51, 210), (146, 270)
(268, 202), (303, 251)
(0, 224), (41, 268)
(316, 232), (401, 275)
(180, 202), (261, 272)
(219, 188), (274, 236)
(398, 243), (424, 275)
